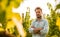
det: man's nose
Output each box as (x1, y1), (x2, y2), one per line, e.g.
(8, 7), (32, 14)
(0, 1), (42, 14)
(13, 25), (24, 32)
(36, 12), (39, 14)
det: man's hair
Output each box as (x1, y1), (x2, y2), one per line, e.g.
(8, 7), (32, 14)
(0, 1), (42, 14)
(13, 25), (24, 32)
(35, 7), (42, 11)
(0, 31), (15, 37)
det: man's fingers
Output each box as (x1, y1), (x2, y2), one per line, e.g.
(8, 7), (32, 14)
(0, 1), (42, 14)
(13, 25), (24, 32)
(31, 26), (35, 28)
(40, 28), (43, 30)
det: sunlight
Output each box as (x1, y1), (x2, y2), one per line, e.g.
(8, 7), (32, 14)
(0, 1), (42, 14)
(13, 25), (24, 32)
(12, 17), (26, 37)
(12, 0), (56, 19)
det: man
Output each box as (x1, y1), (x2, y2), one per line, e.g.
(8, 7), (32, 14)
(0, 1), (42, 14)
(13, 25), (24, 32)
(29, 7), (49, 37)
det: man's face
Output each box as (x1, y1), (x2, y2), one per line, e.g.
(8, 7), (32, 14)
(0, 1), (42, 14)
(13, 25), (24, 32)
(35, 9), (42, 18)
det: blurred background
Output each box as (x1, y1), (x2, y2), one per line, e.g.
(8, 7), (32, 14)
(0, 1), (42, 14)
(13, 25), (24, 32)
(0, 0), (60, 37)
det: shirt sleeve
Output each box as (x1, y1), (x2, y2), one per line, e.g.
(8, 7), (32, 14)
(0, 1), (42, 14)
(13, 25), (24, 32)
(29, 21), (35, 33)
(40, 20), (49, 35)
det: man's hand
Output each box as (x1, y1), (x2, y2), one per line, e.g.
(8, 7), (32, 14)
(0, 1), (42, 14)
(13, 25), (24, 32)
(33, 28), (43, 34)
(31, 26), (35, 28)
(36, 28), (43, 30)
(31, 26), (43, 34)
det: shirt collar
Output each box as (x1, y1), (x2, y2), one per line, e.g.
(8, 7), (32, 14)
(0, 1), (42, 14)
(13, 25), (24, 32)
(35, 18), (43, 22)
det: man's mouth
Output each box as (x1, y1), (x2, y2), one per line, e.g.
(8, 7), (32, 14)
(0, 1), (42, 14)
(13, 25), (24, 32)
(37, 16), (41, 18)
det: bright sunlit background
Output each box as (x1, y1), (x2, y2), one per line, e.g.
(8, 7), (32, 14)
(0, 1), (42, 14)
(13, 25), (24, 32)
(12, 0), (60, 19)
(0, 0), (60, 37)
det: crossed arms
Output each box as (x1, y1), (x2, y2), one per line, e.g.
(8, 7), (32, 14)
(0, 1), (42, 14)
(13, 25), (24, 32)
(31, 26), (43, 34)
(29, 20), (49, 35)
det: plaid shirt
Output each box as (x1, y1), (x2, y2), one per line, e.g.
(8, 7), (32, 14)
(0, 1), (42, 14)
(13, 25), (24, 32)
(29, 19), (49, 37)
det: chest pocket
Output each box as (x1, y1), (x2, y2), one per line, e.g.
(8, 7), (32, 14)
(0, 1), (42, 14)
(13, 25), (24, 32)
(34, 22), (44, 28)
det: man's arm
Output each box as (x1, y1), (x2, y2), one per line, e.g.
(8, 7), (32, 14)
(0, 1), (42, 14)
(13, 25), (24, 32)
(40, 20), (49, 35)
(29, 21), (35, 33)
(29, 25), (43, 34)
(32, 26), (44, 34)
(30, 26), (43, 34)
(33, 27), (43, 34)
(29, 20), (43, 34)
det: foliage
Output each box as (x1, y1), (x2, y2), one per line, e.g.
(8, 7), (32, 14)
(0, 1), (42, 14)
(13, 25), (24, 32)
(46, 2), (60, 37)
(0, 0), (23, 37)
(22, 8), (32, 37)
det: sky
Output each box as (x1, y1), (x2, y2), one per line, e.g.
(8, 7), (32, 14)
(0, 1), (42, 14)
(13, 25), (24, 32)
(12, 0), (59, 19)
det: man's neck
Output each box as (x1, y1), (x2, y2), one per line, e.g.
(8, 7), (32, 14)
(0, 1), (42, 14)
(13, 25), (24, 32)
(37, 18), (42, 21)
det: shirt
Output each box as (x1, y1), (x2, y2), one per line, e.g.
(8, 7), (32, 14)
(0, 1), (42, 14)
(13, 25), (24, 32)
(29, 19), (49, 37)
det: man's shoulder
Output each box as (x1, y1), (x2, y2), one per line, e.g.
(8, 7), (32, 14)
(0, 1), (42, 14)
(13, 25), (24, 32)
(32, 19), (48, 22)
(42, 19), (48, 22)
